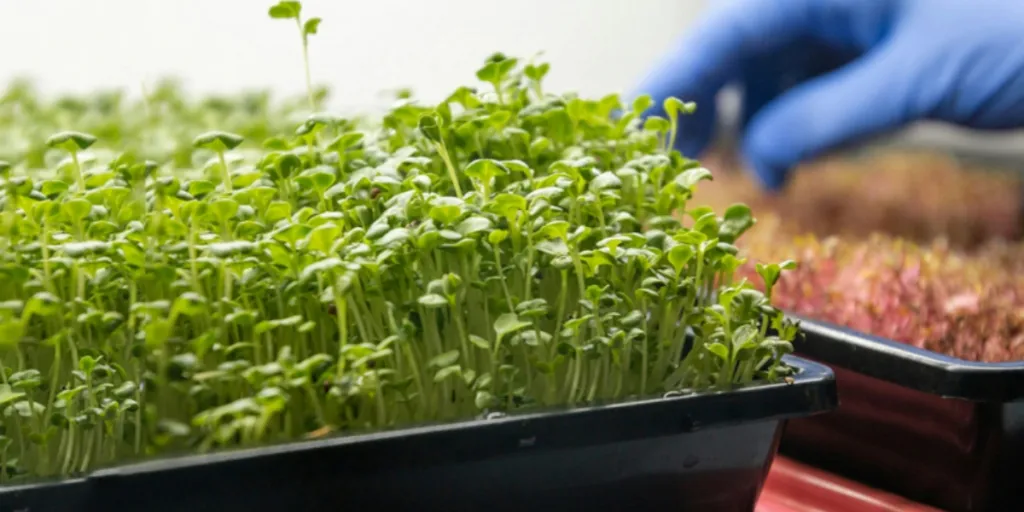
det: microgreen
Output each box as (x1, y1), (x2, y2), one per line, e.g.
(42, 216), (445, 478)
(192, 131), (244, 193)
(0, 3), (799, 487)
(268, 1), (321, 111)
(45, 130), (96, 192)
(740, 225), (1024, 363)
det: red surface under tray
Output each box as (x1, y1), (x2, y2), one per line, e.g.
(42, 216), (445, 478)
(757, 457), (942, 512)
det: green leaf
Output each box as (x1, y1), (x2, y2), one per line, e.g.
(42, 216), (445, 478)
(303, 17), (322, 36)
(265, 201), (292, 223)
(12, 400), (45, 418)
(621, 310), (644, 328)
(428, 350), (460, 369)
(306, 223), (341, 253)
(211, 197), (240, 221)
(756, 260), (796, 297)
(755, 263), (780, 289)
(418, 294), (449, 309)
(487, 194), (527, 221)
(254, 315), (304, 335)
(157, 419), (191, 438)
(719, 203), (755, 243)
(475, 390), (496, 409)
(268, 1), (301, 19)
(543, 108), (574, 143)
(536, 238), (569, 257)
(428, 200), (464, 225)
(663, 97), (695, 120)
(487, 229), (509, 246)
(295, 119), (322, 137)
(206, 241), (256, 258)
(589, 172), (622, 191)
(674, 167), (713, 191)
(295, 354), (333, 375)
(632, 94), (653, 115)
(468, 335), (491, 350)
(192, 131), (244, 151)
(144, 319), (173, 348)
(475, 61), (502, 84)
(418, 114), (442, 144)
(524, 62), (550, 82)
(0, 385), (25, 408)
(434, 365), (462, 383)
(46, 131), (97, 152)
(61, 241), (110, 258)
(666, 244), (694, 274)
(63, 198), (92, 222)
(188, 180), (216, 198)
(515, 298), (549, 316)
(273, 223), (313, 246)
(524, 187), (561, 203)
(40, 180), (69, 197)
(538, 220), (570, 240)
(761, 337), (795, 355)
(56, 385), (88, 403)
(493, 313), (531, 343)
(643, 116), (670, 133)
(376, 227), (410, 248)
(584, 285), (604, 303)
(172, 292), (207, 317)
(275, 153), (301, 179)
(113, 382), (138, 400)
(707, 342), (729, 362)
(263, 137), (291, 150)
(456, 216), (491, 236)
(327, 132), (364, 152)
(463, 159), (508, 180)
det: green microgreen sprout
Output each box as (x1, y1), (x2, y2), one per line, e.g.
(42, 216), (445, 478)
(663, 97), (696, 153)
(192, 131), (244, 193)
(45, 131), (97, 192)
(268, 1), (321, 111)
(418, 113), (463, 197)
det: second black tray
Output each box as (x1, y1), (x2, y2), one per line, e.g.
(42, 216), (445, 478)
(781, 318), (1024, 511)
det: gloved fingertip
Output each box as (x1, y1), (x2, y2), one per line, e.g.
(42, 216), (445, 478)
(747, 157), (789, 192)
(676, 132), (710, 160)
(741, 124), (790, 191)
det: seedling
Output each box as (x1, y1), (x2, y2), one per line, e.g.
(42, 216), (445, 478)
(192, 131), (244, 193)
(45, 131), (96, 191)
(268, 1), (321, 111)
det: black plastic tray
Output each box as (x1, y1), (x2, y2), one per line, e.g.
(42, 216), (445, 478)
(1, 356), (835, 512)
(781, 318), (1024, 511)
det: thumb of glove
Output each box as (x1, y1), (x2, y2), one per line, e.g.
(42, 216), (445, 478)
(742, 43), (913, 190)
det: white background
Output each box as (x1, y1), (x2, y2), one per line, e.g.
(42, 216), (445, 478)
(0, 0), (708, 108)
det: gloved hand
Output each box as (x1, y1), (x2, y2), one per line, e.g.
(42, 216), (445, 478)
(636, 0), (1024, 190)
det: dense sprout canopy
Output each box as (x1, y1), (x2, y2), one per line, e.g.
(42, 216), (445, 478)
(740, 225), (1024, 363)
(0, 18), (797, 484)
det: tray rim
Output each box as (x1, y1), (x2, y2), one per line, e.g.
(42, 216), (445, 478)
(0, 354), (836, 497)
(793, 316), (1024, 402)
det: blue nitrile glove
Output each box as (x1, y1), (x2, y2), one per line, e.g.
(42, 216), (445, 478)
(635, 0), (1024, 190)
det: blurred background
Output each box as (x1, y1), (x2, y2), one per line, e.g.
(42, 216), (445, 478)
(3, 0), (1024, 163)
